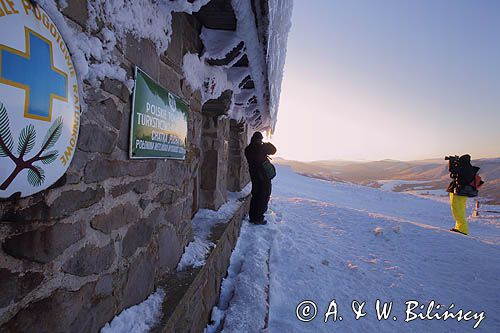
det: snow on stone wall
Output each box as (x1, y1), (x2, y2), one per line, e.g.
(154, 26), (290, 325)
(183, 28), (246, 114)
(39, 0), (292, 128)
(87, 0), (210, 53)
(201, 27), (243, 61)
(38, 0), (210, 97)
(182, 53), (236, 104)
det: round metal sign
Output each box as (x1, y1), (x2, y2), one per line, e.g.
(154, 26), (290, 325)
(0, 0), (80, 198)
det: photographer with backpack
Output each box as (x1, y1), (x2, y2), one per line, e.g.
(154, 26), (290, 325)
(245, 132), (277, 225)
(445, 154), (484, 235)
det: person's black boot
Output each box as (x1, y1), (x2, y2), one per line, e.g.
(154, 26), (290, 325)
(450, 228), (467, 235)
(250, 219), (267, 225)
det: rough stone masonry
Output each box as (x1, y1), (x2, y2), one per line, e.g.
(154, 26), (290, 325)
(0, 2), (252, 332)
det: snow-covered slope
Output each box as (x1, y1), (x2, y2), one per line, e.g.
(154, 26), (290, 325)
(206, 165), (500, 332)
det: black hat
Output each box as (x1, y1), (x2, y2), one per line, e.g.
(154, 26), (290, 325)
(251, 132), (263, 142)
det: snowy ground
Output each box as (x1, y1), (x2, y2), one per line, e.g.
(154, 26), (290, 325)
(376, 179), (451, 202)
(207, 165), (500, 332)
(377, 179), (435, 192)
(101, 289), (165, 333)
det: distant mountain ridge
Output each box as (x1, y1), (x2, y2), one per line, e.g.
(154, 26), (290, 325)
(274, 157), (500, 204)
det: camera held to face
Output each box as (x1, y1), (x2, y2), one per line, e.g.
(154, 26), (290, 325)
(445, 155), (460, 179)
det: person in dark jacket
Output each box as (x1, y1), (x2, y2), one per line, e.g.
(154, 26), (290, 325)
(446, 154), (481, 235)
(245, 132), (277, 224)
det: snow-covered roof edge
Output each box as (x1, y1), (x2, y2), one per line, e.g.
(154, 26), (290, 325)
(267, 0), (293, 132)
(183, 0), (293, 132)
(231, 0), (269, 130)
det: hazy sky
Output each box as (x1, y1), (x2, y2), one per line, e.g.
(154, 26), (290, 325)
(270, 0), (500, 161)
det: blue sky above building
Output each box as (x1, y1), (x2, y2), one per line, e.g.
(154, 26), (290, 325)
(272, 0), (500, 161)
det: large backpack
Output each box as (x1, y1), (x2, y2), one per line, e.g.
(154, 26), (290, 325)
(458, 172), (484, 197)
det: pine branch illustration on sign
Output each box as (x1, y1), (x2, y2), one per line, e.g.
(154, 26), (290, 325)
(0, 102), (62, 190)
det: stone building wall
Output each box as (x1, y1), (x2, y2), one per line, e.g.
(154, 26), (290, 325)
(200, 114), (230, 211)
(227, 120), (250, 192)
(0, 5), (249, 332)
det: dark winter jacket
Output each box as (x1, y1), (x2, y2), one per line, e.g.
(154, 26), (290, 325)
(245, 141), (277, 180)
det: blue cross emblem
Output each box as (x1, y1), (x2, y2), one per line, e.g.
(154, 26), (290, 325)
(0, 28), (67, 122)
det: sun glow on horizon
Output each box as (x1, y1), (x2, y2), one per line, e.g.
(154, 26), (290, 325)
(268, 0), (500, 162)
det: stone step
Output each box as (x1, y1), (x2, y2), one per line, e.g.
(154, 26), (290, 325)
(151, 195), (250, 333)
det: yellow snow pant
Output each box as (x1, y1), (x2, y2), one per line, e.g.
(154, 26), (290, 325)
(450, 193), (468, 235)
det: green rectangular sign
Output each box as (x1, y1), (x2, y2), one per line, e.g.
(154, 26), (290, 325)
(130, 67), (188, 160)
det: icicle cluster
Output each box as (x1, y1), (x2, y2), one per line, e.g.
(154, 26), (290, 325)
(182, 0), (293, 131)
